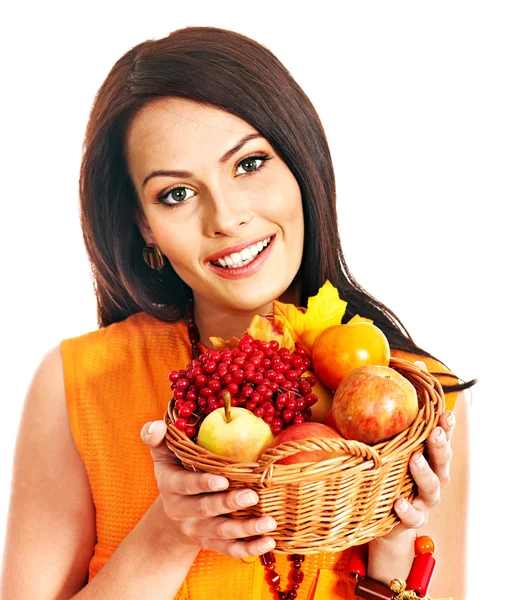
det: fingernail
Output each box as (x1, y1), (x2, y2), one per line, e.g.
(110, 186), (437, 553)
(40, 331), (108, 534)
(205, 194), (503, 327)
(446, 412), (455, 427)
(414, 452), (426, 468)
(258, 538), (276, 553)
(256, 517), (276, 533)
(397, 498), (408, 512)
(209, 477), (228, 491)
(434, 427), (445, 443)
(148, 422), (156, 435)
(237, 491), (258, 506)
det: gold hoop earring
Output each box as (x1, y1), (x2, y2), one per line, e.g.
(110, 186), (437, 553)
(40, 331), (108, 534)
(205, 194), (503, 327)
(142, 244), (166, 270)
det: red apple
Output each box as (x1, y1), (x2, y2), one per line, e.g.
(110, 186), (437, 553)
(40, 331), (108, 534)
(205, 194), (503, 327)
(270, 422), (343, 465)
(324, 409), (338, 430)
(332, 365), (418, 445)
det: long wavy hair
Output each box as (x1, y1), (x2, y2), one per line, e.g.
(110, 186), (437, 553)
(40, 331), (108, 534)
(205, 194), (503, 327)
(79, 26), (474, 393)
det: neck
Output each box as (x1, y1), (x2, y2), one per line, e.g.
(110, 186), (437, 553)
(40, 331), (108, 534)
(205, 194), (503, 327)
(192, 280), (301, 348)
(192, 298), (273, 348)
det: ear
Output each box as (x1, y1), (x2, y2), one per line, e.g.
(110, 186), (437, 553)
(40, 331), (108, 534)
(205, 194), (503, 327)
(135, 209), (156, 245)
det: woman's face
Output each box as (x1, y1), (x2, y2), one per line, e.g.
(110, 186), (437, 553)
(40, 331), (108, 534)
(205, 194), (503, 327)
(126, 97), (304, 315)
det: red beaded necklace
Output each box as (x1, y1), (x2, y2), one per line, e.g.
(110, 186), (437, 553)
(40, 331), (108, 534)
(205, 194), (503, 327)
(182, 297), (307, 599)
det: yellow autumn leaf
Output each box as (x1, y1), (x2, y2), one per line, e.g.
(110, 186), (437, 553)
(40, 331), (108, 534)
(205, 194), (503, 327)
(247, 315), (296, 352)
(209, 336), (241, 350)
(348, 314), (373, 324)
(273, 280), (348, 352)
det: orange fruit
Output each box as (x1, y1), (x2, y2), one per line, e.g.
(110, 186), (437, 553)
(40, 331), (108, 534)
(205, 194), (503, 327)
(311, 322), (390, 392)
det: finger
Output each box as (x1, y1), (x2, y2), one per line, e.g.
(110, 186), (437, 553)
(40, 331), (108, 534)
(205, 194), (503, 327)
(141, 420), (174, 462)
(409, 451), (441, 508)
(158, 465), (229, 498)
(163, 487), (259, 519)
(196, 534), (276, 560)
(393, 497), (427, 529)
(180, 514), (277, 540)
(439, 410), (455, 443)
(427, 426), (453, 488)
(414, 360), (429, 372)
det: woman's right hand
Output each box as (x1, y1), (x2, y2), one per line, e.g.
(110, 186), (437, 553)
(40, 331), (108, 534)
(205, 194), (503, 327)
(140, 420), (277, 560)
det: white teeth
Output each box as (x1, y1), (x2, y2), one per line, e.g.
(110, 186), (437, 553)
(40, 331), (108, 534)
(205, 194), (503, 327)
(240, 248), (253, 261)
(211, 236), (272, 268)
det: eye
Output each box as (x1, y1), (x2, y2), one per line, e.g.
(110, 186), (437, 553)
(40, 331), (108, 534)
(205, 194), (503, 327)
(157, 186), (197, 206)
(235, 154), (271, 175)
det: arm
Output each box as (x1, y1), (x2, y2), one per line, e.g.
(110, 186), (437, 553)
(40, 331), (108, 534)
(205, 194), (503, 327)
(367, 388), (470, 599)
(0, 347), (198, 600)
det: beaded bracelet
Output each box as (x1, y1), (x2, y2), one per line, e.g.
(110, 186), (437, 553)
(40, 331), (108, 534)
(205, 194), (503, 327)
(348, 536), (452, 600)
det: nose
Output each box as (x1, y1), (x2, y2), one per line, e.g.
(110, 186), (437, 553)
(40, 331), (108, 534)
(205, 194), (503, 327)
(203, 188), (253, 237)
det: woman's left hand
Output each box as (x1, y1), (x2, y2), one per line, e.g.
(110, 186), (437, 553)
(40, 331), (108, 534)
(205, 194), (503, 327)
(375, 359), (456, 543)
(389, 408), (455, 534)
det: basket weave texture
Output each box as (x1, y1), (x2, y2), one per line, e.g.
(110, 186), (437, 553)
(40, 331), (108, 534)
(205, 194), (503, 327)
(164, 357), (445, 554)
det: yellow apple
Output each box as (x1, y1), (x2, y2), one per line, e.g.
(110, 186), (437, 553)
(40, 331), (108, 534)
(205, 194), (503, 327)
(196, 404), (274, 463)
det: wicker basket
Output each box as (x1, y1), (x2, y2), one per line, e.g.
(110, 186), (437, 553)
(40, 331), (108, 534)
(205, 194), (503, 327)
(164, 357), (445, 554)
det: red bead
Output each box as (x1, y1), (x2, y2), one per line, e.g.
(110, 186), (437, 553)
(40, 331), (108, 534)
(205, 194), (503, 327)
(292, 569), (304, 583)
(266, 570), (281, 585)
(278, 593), (287, 600)
(260, 551), (275, 565)
(292, 584), (299, 590)
(354, 576), (395, 600)
(290, 553), (305, 562)
(348, 544), (368, 578)
(406, 553), (436, 597)
(287, 591), (297, 599)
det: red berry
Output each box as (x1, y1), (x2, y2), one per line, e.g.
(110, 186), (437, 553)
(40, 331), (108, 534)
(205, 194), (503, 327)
(204, 361), (217, 374)
(175, 418), (187, 430)
(282, 409), (295, 422)
(184, 425), (197, 438)
(227, 383), (239, 395)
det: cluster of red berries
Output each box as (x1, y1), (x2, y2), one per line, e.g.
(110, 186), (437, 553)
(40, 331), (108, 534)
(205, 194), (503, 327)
(170, 334), (319, 440)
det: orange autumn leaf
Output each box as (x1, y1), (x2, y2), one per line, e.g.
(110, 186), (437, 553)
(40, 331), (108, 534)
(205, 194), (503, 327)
(247, 315), (296, 352)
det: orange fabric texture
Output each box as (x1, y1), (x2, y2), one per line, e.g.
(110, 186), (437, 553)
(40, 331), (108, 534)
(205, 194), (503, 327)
(59, 312), (459, 599)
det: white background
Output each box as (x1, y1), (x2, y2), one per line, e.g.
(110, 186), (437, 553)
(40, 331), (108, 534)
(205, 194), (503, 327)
(1, 1), (504, 597)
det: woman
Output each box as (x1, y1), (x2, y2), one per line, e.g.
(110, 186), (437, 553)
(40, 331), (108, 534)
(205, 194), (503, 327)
(1, 26), (474, 599)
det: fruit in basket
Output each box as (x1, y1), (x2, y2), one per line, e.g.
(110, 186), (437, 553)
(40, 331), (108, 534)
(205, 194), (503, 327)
(312, 322), (390, 392)
(196, 392), (274, 463)
(332, 365), (418, 445)
(170, 335), (320, 440)
(270, 422), (344, 465)
(302, 371), (335, 423)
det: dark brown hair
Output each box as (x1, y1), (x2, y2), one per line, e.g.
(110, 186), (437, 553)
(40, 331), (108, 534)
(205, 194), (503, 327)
(79, 26), (475, 393)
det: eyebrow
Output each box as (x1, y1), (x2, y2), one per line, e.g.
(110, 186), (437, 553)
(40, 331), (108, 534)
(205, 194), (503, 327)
(141, 133), (264, 188)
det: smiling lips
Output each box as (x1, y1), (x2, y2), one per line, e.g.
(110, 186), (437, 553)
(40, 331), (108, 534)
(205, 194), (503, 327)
(210, 237), (272, 269)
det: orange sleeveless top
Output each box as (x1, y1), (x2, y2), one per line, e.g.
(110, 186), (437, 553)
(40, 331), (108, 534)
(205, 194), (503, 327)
(59, 312), (459, 600)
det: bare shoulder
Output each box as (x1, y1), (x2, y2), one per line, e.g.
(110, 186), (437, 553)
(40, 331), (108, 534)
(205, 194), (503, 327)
(1, 346), (95, 599)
